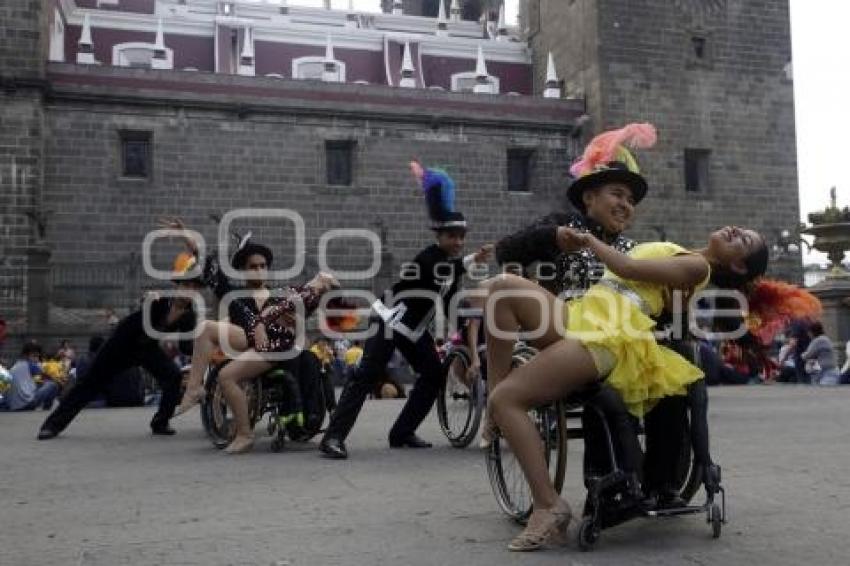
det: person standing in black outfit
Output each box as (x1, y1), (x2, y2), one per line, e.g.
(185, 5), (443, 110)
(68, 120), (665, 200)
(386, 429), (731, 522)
(37, 251), (204, 439)
(319, 162), (492, 459)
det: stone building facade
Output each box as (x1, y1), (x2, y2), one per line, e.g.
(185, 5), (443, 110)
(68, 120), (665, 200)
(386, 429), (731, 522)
(522, 0), (801, 279)
(0, 0), (801, 354)
(1, 0), (582, 353)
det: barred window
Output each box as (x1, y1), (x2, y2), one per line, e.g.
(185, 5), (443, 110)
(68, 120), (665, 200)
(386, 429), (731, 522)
(507, 148), (534, 192)
(326, 140), (355, 186)
(120, 130), (152, 179)
(684, 148), (710, 192)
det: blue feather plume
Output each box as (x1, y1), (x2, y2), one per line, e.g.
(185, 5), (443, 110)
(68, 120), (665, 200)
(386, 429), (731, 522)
(421, 168), (456, 222)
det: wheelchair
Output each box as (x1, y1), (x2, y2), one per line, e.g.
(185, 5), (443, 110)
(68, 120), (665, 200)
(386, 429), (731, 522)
(575, 340), (726, 550)
(200, 356), (328, 452)
(485, 340), (725, 544)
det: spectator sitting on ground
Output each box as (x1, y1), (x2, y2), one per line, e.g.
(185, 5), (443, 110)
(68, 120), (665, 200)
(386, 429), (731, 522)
(70, 335), (104, 389)
(371, 372), (407, 400)
(5, 342), (60, 411)
(310, 338), (334, 372)
(774, 335), (799, 383)
(57, 339), (76, 368)
(802, 322), (839, 385)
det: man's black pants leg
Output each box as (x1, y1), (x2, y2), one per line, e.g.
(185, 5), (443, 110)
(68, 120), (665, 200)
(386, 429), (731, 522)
(323, 320), (395, 442)
(41, 339), (132, 433)
(139, 345), (183, 428)
(388, 332), (444, 443)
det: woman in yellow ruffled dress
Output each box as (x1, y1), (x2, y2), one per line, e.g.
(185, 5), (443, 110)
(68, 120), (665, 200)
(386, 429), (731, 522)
(483, 224), (770, 551)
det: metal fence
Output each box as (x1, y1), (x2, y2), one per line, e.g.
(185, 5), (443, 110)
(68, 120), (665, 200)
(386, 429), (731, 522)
(49, 255), (141, 311)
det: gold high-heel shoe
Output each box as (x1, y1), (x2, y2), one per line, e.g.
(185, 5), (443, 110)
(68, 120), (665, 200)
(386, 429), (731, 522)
(174, 387), (205, 417)
(223, 435), (254, 454)
(508, 499), (572, 552)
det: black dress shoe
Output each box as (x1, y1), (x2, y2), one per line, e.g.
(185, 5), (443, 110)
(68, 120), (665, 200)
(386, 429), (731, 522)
(319, 436), (348, 459)
(389, 433), (432, 449)
(151, 424), (177, 436)
(37, 427), (59, 440)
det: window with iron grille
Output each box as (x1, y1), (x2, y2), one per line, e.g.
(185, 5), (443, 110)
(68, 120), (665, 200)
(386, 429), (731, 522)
(326, 140), (355, 186)
(684, 148), (711, 193)
(507, 148), (534, 192)
(120, 130), (152, 179)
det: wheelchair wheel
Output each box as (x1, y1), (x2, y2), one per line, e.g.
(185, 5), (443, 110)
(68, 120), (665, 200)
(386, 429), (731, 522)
(437, 346), (484, 448)
(577, 517), (600, 552)
(486, 347), (567, 523)
(486, 403), (567, 523)
(200, 366), (232, 449)
(673, 415), (704, 503)
(200, 365), (259, 450)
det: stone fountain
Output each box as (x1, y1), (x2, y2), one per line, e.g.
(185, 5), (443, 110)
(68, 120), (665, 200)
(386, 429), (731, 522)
(802, 187), (850, 365)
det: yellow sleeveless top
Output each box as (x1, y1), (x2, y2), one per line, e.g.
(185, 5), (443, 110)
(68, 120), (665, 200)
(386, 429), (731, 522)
(565, 242), (710, 417)
(604, 242), (711, 316)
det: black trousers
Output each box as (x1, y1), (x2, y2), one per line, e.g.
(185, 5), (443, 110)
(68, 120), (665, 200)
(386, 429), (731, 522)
(324, 319), (444, 443)
(42, 336), (181, 433)
(583, 388), (687, 493)
(643, 395), (688, 493)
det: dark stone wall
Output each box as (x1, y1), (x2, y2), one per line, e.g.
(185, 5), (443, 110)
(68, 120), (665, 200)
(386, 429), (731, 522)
(0, 0), (48, 323)
(40, 65), (580, 296)
(527, 0), (801, 281)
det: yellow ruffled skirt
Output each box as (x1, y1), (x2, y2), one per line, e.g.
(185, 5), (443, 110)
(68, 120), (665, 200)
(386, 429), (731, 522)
(565, 286), (703, 418)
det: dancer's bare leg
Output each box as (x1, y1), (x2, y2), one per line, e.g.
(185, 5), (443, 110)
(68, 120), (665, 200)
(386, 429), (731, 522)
(482, 274), (602, 549)
(176, 320), (248, 414)
(482, 274), (565, 392)
(489, 339), (599, 507)
(217, 352), (272, 453)
(479, 275), (563, 447)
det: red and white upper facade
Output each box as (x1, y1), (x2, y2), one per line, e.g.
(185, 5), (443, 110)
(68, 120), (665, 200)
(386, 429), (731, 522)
(48, 0), (540, 96)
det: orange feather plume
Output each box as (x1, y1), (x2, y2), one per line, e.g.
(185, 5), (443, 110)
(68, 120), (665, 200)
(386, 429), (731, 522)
(570, 123), (657, 177)
(746, 279), (822, 344)
(172, 252), (197, 276)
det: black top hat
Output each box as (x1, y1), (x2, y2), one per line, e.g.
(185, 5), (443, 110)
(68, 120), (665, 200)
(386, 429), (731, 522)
(567, 123), (656, 213)
(567, 160), (648, 213)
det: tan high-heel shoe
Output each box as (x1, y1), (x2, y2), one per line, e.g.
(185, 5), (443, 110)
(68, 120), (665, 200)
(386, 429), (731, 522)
(223, 435), (254, 454)
(508, 498), (572, 552)
(174, 387), (205, 417)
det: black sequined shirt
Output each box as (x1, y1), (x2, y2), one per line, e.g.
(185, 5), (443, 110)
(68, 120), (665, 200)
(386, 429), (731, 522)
(494, 212), (635, 296)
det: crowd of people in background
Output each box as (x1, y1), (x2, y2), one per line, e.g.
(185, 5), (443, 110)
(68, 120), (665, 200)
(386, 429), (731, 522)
(696, 319), (850, 386)
(1, 314), (848, 415)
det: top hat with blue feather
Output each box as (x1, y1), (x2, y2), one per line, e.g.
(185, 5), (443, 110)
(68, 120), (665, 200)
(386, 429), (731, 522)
(409, 161), (467, 232)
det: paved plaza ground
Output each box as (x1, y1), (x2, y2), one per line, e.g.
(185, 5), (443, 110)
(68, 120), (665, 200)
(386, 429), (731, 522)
(2, 386), (849, 566)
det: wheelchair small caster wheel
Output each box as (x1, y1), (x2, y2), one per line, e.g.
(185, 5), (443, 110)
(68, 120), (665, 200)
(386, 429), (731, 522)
(710, 503), (722, 539)
(270, 436), (285, 453)
(577, 517), (599, 551)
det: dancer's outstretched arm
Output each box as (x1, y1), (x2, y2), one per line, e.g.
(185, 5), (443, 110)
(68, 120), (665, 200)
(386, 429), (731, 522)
(556, 227), (708, 288)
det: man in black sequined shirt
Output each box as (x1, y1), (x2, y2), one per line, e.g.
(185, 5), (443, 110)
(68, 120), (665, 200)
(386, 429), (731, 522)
(495, 147), (690, 507)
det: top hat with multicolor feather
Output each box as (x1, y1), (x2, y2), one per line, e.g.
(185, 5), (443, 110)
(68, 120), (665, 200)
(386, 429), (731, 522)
(567, 123), (657, 213)
(409, 161), (467, 232)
